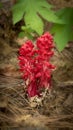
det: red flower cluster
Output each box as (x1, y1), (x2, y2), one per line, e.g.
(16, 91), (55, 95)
(18, 32), (55, 97)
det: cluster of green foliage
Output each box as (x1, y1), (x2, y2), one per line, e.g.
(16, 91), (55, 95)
(12, 0), (73, 51)
(51, 8), (73, 51)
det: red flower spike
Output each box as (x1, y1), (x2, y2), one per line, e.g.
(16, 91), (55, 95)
(18, 32), (55, 97)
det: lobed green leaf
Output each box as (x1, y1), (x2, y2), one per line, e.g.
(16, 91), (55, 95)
(51, 24), (72, 51)
(12, 0), (64, 35)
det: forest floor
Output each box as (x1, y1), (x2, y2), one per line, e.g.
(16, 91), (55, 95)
(0, 8), (73, 129)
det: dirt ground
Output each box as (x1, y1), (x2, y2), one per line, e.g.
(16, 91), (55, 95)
(0, 4), (73, 129)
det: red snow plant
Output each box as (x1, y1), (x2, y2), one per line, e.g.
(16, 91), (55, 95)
(18, 32), (55, 97)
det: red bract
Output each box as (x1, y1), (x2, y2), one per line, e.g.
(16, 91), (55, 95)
(18, 32), (55, 97)
(19, 40), (34, 58)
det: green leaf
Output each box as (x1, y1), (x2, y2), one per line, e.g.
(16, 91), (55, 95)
(70, 31), (73, 41)
(18, 32), (25, 38)
(56, 8), (73, 25)
(51, 8), (73, 51)
(12, 3), (26, 24)
(21, 25), (33, 33)
(26, 33), (34, 40)
(12, 0), (64, 35)
(38, 8), (64, 24)
(51, 24), (72, 51)
(24, 13), (43, 35)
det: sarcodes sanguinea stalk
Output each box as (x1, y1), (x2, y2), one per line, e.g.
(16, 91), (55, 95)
(18, 32), (55, 97)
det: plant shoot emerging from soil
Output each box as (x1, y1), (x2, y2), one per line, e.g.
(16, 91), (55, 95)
(18, 32), (55, 97)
